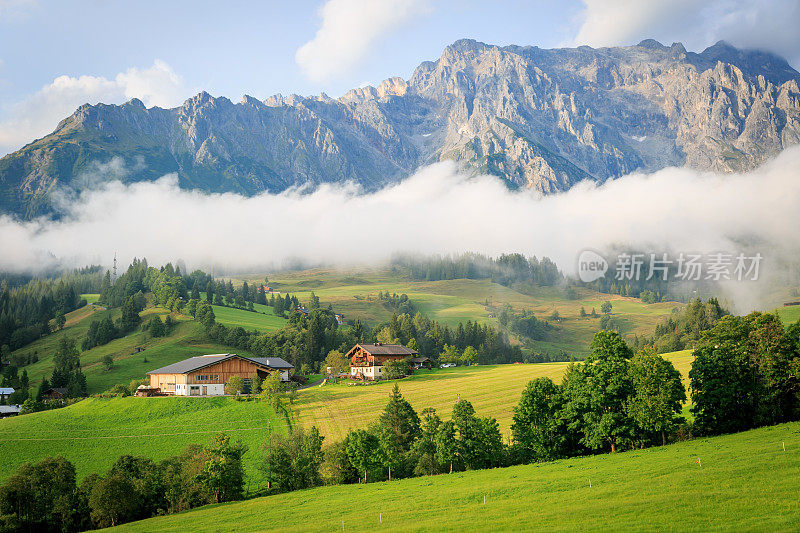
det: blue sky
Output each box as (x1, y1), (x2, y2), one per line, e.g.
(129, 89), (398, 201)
(0, 1), (582, 101)
(0, 0), (797, 155)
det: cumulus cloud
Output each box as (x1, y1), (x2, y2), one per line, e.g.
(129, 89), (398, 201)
(571, 0), (800, 67)
(296, 0), (432, 82)
(2, 146), (800, 312)
(0, 60), (188, 156)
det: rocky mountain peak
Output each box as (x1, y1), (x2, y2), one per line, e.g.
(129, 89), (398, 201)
(1, 39), (799, 219)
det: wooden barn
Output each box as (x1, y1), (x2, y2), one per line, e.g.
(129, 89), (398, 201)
(146, 353), (293, 396)
(347, 343), (418, 380)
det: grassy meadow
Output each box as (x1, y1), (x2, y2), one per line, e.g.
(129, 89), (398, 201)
(208, 301), (288, 332)
(0, 397), (284, 487)
(243, 269), (681, 355)
(110, 421), (800, 532)
(776, 304), (800, 325)
(293, 351), (693, 440)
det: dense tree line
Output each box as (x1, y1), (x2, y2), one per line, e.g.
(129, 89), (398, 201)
(690, 312), (800, 435)
(510, 331), (686, 458)
(263, 385), (505, 492)
(396, 252), (563, 287)
(631, 298), (728, 354)
(0, 433), (246, 531)
(0, 275), (92, 353)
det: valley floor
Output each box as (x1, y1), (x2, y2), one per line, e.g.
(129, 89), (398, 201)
(109, 421), (800, 532)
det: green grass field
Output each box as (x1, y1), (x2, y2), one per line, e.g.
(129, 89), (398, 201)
(776, 304), (800, 325)
(110, 421), (800, 532)
(0, 397), (284, 487)
(293, 351), (692, 441)
(209, 303), (288, 332)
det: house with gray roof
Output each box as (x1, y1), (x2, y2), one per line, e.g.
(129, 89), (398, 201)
(146, 353), (293, 396)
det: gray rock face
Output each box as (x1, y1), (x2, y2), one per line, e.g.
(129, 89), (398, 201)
(1, 39), (799, 218)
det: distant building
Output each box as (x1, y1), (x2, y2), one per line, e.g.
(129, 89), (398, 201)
(410, 356), (433, 369)
(347, 343), (418, 380)
(41, 387), (68, 400)
(0, 405), (20, 418)
(334, 313), (345, 326)
(146, 353), (293, 396)
(0, 387), (14, 402)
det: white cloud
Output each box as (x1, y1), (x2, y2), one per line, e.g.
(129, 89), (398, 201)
(0, 0), (37, 20)
(571, 0), (800, 67)
(296, 0), (432, 82)
(1, 146), (800, 311)
(0, 60), (188, 156)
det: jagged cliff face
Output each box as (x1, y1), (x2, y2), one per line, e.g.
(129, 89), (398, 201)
(1, 39), (799, 218)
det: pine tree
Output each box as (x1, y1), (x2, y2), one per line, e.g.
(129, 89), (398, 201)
(256, 287), (267, 305)
(118, 296), (140, 333)
(205, 281), (214, 303)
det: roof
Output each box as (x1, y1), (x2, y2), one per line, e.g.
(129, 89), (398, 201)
(411, 356), (432, 363)
(0, 387), (14, 395)
(0, 405), (20, 414)
(44, 387), (68, 395)
(358, 343), (418, 356)
(147, 354), (235, 375)
(147, 354), (293, 375)
(249, 357), (294, 369)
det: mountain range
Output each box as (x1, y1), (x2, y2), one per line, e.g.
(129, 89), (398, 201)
(1, 38), (799, 219)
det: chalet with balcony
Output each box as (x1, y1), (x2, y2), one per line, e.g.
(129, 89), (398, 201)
(347, 343), (418, 380)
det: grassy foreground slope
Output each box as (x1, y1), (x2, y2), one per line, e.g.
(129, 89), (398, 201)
(295, 351), (693, 440)
(0, 397), (284, 485)
(112, 421), (800, 532)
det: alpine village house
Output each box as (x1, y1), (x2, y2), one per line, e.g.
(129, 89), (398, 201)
(146, 354), (293, 396)
(347, 343), (431, 380)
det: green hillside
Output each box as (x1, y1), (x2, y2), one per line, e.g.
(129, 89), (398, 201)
(245, 270), (681, 355)
(0, 397), (284, 486)
(10, 303), (244, 394)
(6, 271), (681, 398)
(110, 421), (800, 532)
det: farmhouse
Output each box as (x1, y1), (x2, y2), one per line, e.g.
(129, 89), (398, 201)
(0, 387), (14, 401)
(41, 387), (68, 400)
(146, 353), (293, 396)
(347, 343), (418, 380)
